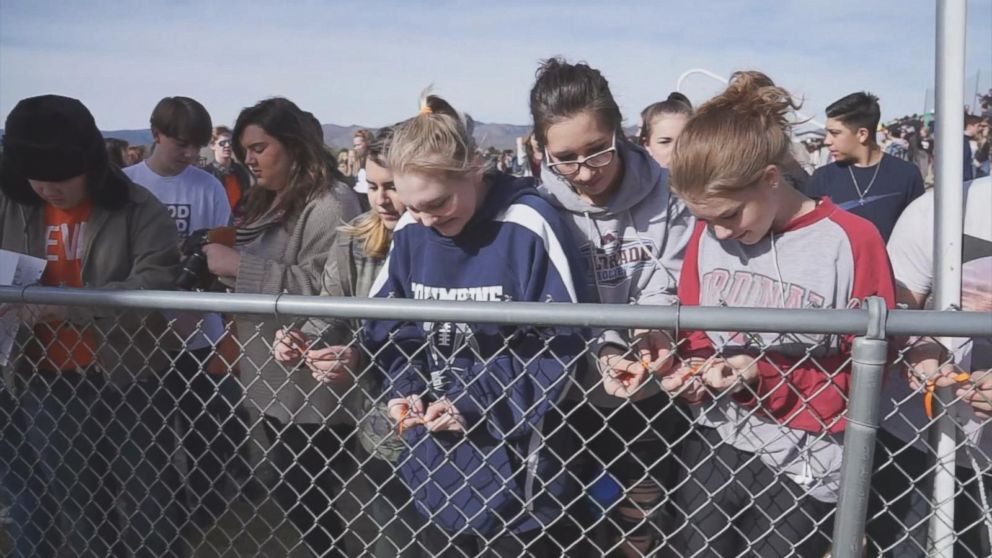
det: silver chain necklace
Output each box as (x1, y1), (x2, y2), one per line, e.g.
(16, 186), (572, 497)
(848, 152), (883, 206)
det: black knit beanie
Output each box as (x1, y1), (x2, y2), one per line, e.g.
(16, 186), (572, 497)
(2, 94), (106, 181)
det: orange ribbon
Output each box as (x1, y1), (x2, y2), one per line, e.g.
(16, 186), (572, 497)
(397, 406), (425, 436)
(682, 363), (705, 380)
(924, 372), (971, 419)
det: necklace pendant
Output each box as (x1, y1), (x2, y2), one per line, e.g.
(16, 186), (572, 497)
(859, 198), (865, 206)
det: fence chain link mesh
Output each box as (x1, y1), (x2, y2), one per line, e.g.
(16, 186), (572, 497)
(0, 300), (989, 557)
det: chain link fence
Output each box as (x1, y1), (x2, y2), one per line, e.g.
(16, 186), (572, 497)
(0, 287), (989, 558)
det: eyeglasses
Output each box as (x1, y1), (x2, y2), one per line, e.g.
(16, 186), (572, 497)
(217, 139), (232, 147)
(545, 135), (617, 176)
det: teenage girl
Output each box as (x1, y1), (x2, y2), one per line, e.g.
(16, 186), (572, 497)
(529, 57), (696, 556)
(666, 71), (895, 556)
(364, 92), (587, 557)
(639, 92), (693, 168)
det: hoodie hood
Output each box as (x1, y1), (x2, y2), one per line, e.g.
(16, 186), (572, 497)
(474, 171), (536, 221)
(539, 140), (666, 216)
(455, 171), (538, 237)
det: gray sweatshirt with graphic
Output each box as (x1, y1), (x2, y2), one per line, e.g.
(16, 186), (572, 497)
(538, 140), (695, 407)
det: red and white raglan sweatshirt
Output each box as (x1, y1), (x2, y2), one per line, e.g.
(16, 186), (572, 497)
(678, 197), (895, 502)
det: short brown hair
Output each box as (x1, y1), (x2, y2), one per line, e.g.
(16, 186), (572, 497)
(212, 125), (232, 143)
(150, 96), (212, 146)
(353, 128), (374, 144)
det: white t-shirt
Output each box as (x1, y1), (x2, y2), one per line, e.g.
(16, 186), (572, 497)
(883, 177), (992, 465)
(354, 167), (368, 194)
(124, 162), (231, 237)
(124, 162), (232, 349)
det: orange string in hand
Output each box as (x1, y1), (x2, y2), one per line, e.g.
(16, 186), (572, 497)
(681, 363), (705, 381)
(397, 406), (425, 436)
(924, 372), (971, 419)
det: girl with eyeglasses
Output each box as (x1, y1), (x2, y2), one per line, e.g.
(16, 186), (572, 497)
(529, 57), (695, 557)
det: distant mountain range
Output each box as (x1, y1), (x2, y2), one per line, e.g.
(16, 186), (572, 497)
(0, 122), (540, 152)
(86, 121), (643, 151)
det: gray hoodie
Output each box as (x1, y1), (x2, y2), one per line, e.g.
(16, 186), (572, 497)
(539, 140), (695, 407)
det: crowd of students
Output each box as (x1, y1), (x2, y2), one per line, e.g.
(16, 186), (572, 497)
(1, 58), (990, 558)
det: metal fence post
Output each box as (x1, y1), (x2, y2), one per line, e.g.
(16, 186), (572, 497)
(930, 0), (968, 554)
(832, 297), (889, 558)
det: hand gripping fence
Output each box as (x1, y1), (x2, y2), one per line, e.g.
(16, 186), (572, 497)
(0, 286), (989, 557)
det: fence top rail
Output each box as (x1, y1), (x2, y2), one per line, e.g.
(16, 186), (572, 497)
(1, 286), (989, 338)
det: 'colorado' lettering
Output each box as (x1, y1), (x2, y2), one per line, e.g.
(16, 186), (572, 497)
(411, 282), (504, 302)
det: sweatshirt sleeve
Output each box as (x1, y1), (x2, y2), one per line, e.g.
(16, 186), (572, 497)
(236, 190), (358, 296)
(362, 228), (429, 398)
(731, 215), (896, 433)
(300, 234), (354, 346)
(676, 221), (716, 361)
(887, 193), (933, 295)
(448, 214), (586, 440)
(636, 194), (693, 307)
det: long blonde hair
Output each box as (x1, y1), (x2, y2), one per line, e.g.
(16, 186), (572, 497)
(670, 71), (801, 198)
(340, 126), (396, 259)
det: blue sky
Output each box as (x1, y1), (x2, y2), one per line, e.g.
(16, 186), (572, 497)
(1, 0), (989, 130)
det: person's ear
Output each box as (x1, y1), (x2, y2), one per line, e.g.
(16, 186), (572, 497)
(856, 127), (871, 145)
(763, 164), (782, 189)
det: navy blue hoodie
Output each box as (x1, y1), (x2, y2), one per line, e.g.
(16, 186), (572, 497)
(364, 173), (587, 536)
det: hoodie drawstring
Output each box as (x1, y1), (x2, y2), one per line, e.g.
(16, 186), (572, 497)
(583, 211), (605, 303)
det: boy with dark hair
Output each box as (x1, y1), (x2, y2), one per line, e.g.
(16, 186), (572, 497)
(124, 96), (236, 524)
(149, 96), (213, 151)
(807, 92), (925, 241)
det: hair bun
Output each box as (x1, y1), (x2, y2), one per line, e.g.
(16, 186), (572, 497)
(700, 70), (800, 131)
(667, 91), (692, 106)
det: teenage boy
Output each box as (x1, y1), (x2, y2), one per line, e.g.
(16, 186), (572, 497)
(807, 92), (925, 241)
(124, 96), (236, 523)
(207, 125), (252, 218)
